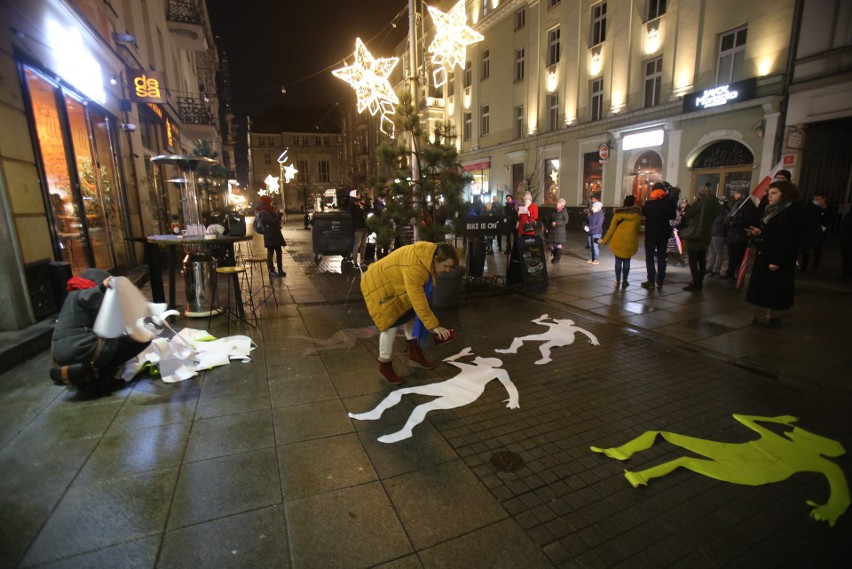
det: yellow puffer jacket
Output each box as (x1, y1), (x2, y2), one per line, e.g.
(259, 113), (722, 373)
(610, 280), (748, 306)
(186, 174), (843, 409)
(360, 241), (440, 332)
(601, 206), (642, 258)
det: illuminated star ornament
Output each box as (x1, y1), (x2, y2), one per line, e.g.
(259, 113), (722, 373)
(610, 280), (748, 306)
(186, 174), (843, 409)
(283, 163), (298, 183)
(427, 0), (484, 87)
(333, 38), (399, 136)
(264, 175), (280, 195)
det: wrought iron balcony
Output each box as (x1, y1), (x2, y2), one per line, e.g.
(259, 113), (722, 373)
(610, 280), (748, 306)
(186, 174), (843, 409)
(177, 97), (214, 125)
(167, 0), (201, 25)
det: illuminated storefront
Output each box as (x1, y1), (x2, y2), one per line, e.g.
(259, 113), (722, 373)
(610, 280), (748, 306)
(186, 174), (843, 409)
(21, 64), (129, 276)
(463, 159), (490, 202)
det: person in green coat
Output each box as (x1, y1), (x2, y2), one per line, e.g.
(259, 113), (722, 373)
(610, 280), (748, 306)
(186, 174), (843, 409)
(600, 195), (642, 288)
(681, 185), (722, 291)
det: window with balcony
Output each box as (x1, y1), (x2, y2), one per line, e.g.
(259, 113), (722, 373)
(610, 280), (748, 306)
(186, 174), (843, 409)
(463, 112), (472, 141)
(318, 160), (330, 182)
(515, 8), (526, 30)
(515, 105), (524, 139)
(548, 27), (561, 67)
(463, 60), (472, 88)
(647, 0), (666, 20)
(592, 2), (607, 46)
(717, 26), (747, 84)
(514, 48), (525, 81)
(644, 57), (663, 108)
(590, 78), (603, 121)
(548, 93), (559, 131)
(481, 104), (490, 137)
(482, 48), (490, 80)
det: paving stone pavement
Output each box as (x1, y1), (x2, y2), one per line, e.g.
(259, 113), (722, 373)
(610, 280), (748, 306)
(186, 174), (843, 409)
(0, 226), (849, 568)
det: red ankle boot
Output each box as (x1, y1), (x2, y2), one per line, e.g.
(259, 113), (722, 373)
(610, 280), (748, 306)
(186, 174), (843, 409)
(378, 360), (403, 384)
(407, 339), (436, 369)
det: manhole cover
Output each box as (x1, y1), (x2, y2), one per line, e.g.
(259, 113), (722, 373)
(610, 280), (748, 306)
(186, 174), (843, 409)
(490, 450), (525, 473)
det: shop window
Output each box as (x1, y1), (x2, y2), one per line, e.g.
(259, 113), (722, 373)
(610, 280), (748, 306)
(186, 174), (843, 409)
(24, 67), (127, 274)
(544, 159), (560, 205)
(583, 151), (603, 202)
(631, 150), (663, 205)
(691, 140), (754, 200)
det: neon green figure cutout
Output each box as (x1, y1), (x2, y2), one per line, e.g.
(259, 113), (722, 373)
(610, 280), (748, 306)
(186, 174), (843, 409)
(591, 414), (849, 527)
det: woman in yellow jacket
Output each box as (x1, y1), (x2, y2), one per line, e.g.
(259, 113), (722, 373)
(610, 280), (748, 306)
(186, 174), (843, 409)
(360, 241), (459, 384)
(600, 195), (642, 288)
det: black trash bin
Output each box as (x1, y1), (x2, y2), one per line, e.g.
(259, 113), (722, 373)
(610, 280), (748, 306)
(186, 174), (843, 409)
(48, 261), (72, 310)
(467, 237), (487, 277)
(310, 213), (355, 262)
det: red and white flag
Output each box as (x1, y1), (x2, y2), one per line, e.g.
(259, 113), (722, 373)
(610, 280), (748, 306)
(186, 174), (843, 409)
(751, 155), (797, 202)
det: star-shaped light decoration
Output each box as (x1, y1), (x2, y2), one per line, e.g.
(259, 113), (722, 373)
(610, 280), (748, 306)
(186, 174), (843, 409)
(264, 175), (280, 195)
(550, 169), (559, 184)
(283, 163), (298, 183)
(333, 38), (399, 116)
(427, 0), (484, 87)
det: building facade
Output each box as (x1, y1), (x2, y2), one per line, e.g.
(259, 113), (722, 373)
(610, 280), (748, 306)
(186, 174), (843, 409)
(247, 108), (343, 213)
(0, 0), (225, 331)
(369, 0), (816, 212)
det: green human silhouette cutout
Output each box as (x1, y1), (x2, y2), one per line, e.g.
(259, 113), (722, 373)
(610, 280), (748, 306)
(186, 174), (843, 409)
(591, 414), (849, 527)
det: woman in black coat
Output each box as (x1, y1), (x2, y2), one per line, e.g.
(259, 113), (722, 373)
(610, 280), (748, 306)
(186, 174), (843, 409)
(256, 195), (287, 277)
(745, 180), (803, 328)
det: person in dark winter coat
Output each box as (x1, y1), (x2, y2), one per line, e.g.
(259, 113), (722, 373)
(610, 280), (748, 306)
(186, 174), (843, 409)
(706, 198), (729, 277)
(51, 268), (151, 394)
(586, 198), (605, 264)
(745, 180), (804, 328)
(350, 189), (369, 267)
(681, 186), (722, 291)
(256, 195), (287, 277)
(641, 184), (677, 288)
(501, 194), (518, 253)
(548, 198), (569, 263)
(799, 192), (835, 272)
(724, 187), (758, 280)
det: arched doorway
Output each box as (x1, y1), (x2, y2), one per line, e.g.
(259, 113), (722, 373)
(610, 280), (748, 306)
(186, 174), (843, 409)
(690, 140), (754, 200)
(631, 150), (663, 205)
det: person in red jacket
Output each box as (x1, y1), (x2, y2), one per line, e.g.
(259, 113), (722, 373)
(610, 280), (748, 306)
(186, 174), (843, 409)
(518, 192), (539, 236)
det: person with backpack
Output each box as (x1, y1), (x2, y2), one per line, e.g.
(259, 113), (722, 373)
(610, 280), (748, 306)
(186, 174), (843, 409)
(255, 195), (287, 277)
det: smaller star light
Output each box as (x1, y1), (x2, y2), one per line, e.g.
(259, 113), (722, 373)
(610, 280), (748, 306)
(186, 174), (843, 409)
(264, 175), (280, 195)
(283, 163), (298, 183)
(427, 1), (484, 86)
(332, 38), (399, 116)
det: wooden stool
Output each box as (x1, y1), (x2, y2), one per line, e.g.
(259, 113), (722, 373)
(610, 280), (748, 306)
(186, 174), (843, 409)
(244, 256), (279, 308)
(208, 265), (256, 334)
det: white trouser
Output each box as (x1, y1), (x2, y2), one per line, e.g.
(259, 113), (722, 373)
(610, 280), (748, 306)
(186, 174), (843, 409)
(378, 320), (415, 362)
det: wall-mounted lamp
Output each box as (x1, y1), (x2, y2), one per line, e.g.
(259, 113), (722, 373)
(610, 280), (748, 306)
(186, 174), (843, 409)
(109, 75), (118, 86)
(751, 120), (765, 139)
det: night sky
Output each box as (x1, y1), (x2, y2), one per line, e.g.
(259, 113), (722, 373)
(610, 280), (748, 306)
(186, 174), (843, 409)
(205, 0), (409, 179)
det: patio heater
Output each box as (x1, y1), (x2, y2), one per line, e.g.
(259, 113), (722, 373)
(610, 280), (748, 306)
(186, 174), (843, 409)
(151, 154), (220, 316)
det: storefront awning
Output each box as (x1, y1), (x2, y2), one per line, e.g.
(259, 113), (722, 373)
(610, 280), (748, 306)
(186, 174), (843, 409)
(463, 160), (491, 172)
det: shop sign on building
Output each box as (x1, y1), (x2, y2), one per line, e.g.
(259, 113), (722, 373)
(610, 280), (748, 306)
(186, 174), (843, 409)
(683, 78), (757, 112)
(598, 142), (610, 161)
(128, 69), (167, 103)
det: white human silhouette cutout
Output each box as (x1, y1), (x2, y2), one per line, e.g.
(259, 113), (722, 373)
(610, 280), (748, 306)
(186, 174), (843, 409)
(495, 313), (599, 364)
(348, 347), (519, 444)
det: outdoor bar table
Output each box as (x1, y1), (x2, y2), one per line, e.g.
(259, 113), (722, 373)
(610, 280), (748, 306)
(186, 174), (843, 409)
(146, 234), (253, 315)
